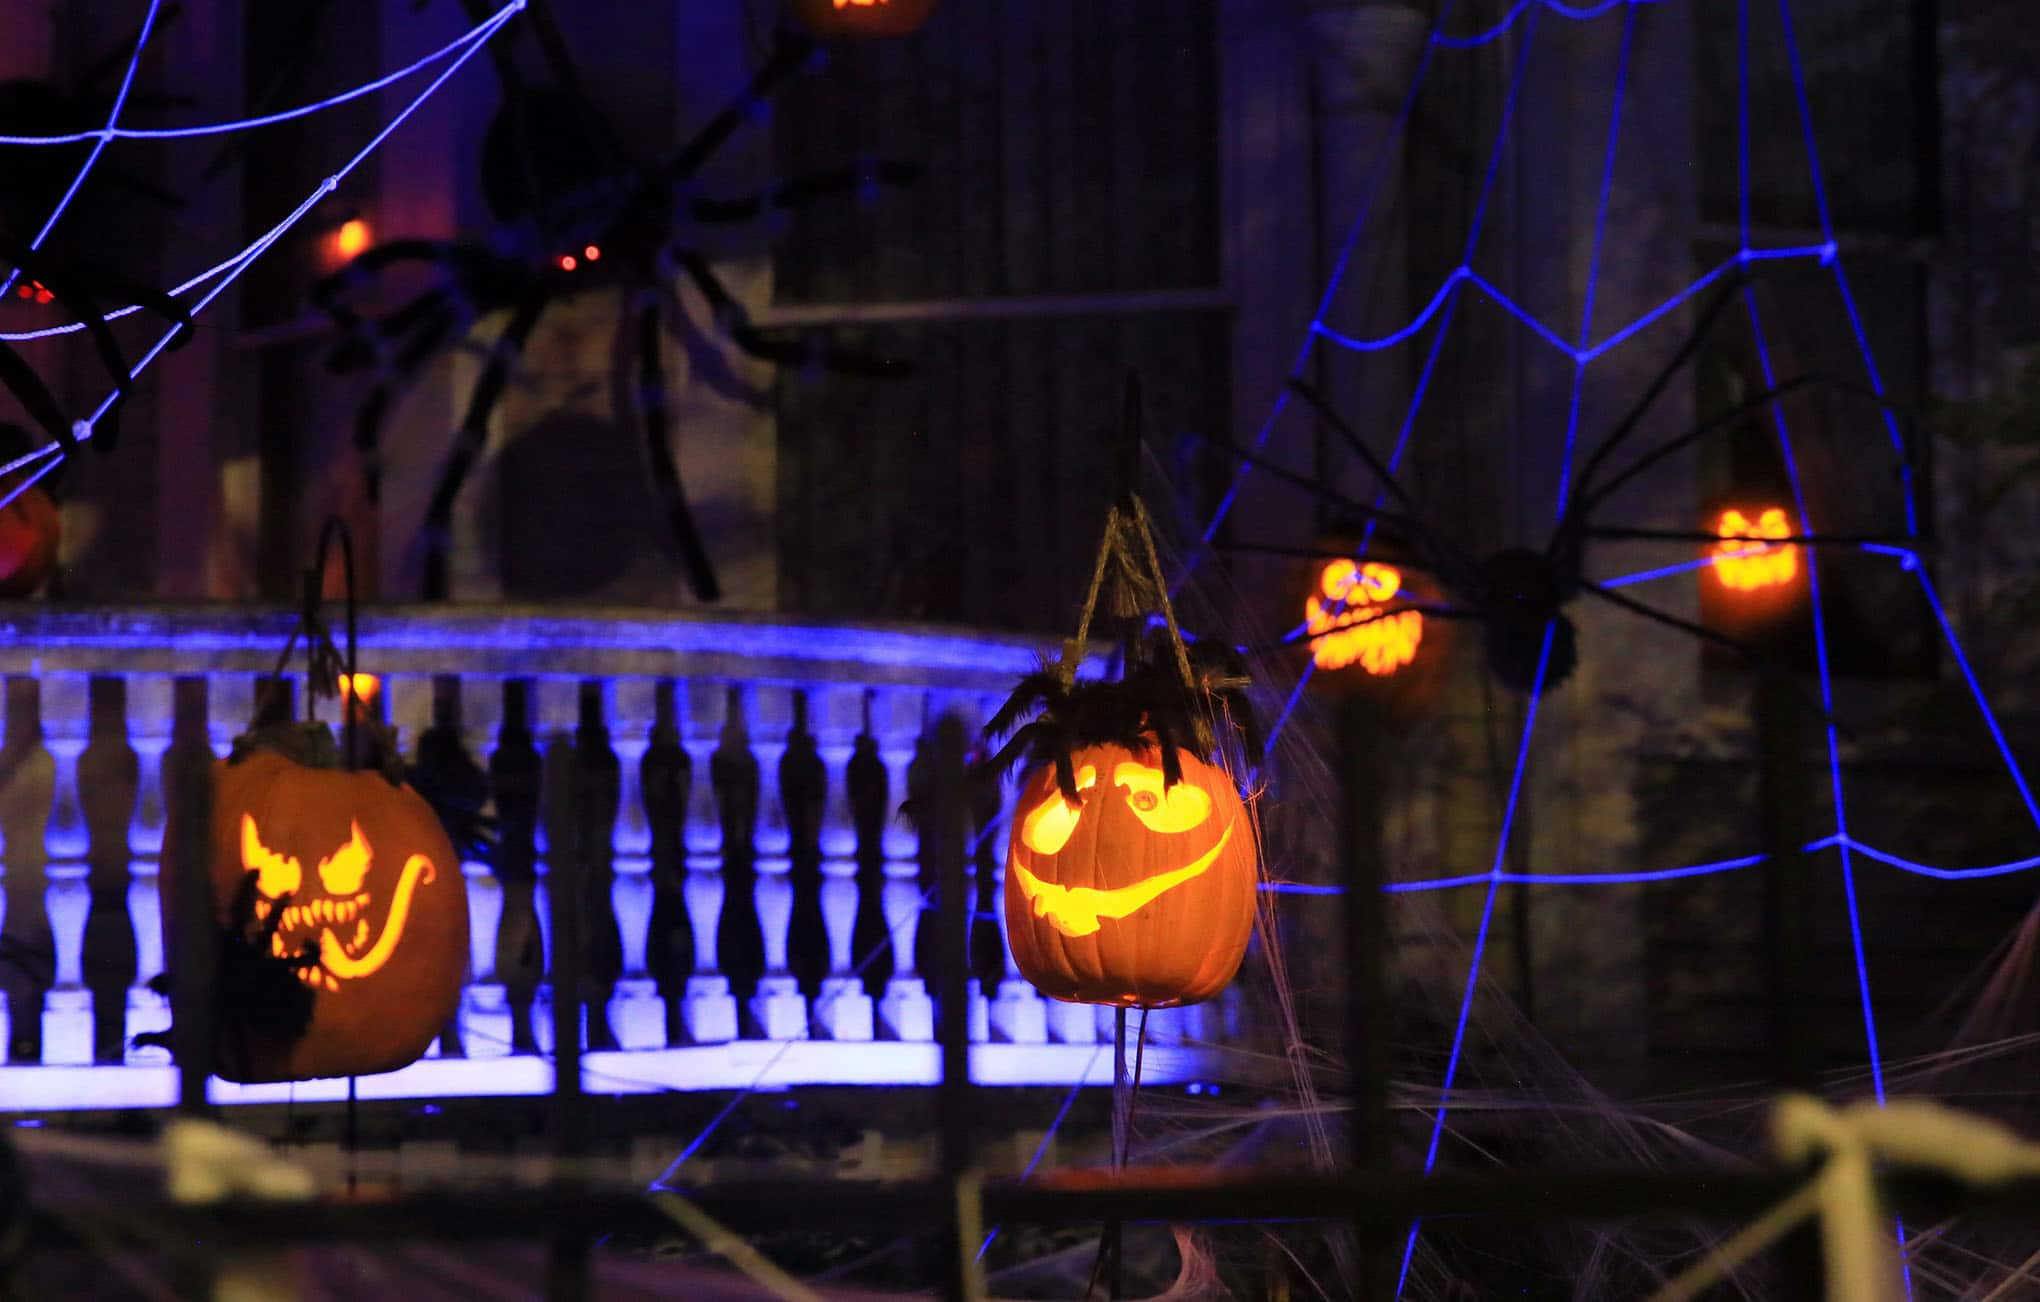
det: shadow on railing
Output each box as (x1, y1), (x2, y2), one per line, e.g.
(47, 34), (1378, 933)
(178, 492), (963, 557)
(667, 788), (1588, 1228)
(0, 604), (1232, 1109)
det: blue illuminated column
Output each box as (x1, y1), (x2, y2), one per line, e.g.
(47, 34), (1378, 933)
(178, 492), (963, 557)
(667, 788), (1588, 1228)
(875, 688), (933, 1041)
(123, 673), (175, 1062)
(813, 685), (874, 1041)
(986, 707), (1048, 1044)
(458, 675), (511, 1058)
(680, 681), (737, 1044)
(40, 673), (93, 1064)
(606, 677), (663, 1050)
(530, 677), (580, 1055)
(747, 685), (807, 1040)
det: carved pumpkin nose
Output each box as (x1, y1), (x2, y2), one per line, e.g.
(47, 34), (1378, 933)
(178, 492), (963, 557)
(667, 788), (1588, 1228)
(317, 821), (374, 896)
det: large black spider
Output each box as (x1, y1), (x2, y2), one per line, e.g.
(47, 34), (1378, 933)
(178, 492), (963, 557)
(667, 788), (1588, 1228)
(313, 11), (917, 602)
(1205, 270), (1925, 697)
(0, 17), (200, 462)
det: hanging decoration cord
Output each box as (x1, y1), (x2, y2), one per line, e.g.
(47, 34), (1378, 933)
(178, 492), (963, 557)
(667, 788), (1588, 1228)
(266, 517), (360, 767)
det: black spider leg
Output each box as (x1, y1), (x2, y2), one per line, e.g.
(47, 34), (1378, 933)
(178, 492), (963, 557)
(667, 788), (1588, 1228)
(458, 0), (560, 248)
(1564, 270), (1754, 517)
(663, 30), (818, 185)
(1578, 579), (1843, 730)
(420, 281), (556, 599)
(633, 293), (721, 601)
(200, 0), (338, 179)
(686, 160), (926, 224)
(1578, 371), (1927, 518)
(1175, 428), (1436, 548)
(313, 239), (523, 502)
(1282, 374), (1481, 586)
(0, 239), (194, 454)
(518, 0), (631, 169)
(0, 341), (77, 465)
(675, 251), (912, 379)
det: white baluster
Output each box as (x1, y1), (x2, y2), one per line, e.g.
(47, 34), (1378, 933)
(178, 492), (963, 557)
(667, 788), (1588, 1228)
(874, 689), (932, 1041)
(812, 686), (872, 1041)
(606, 678), (662, 1050)
(41, 673), (93, 1064)
(124, 674), (175, 1061)
(985, 707), (1048, 1044)
(207, 674), (255, 760)
(530, 677), (580, 1055)
(746, 685), (805, 1040)
(679, 681), (736, 1043)
(941, 693), (991, 1045)
(459, 676), (511, 1059)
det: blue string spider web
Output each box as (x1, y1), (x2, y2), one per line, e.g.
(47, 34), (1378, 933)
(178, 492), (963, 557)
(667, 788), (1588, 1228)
(0, 0), (525, 502)
(1172, 0), (2037, 1296)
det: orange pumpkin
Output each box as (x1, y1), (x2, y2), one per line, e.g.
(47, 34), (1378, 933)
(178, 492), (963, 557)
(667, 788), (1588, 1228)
(1295, 542), (1450, 719)
(163, 747), (467, 1082)
(0, 465), (58, 597)
(787, 0), (938, 40)
(1004, 743), (1255, 1008)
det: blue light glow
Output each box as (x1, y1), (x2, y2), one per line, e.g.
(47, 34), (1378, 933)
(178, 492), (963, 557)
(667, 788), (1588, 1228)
(0, 6), (516, 145)
(0, 0), (165, 303)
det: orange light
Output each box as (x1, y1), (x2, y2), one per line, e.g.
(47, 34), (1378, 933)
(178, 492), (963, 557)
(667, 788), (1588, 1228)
(1709, 507), (1799, 593)
(834, 0), (889, 7)
(558, 254), (578, 272)
(14, 286), (30, 301)
(1305, 559), (1423, 676)
(337, 672), (381, 713)
(333, 218), (372, 260)
(582, 244), (601, 262)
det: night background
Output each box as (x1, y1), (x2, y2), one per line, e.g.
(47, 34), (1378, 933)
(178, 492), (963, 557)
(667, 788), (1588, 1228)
(1, 0), (2039, 1298)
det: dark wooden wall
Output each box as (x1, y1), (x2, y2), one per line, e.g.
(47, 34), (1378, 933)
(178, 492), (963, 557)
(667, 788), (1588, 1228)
(770, 0), (1227, 633)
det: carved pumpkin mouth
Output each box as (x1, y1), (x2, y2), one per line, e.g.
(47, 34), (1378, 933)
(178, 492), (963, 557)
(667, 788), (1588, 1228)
(243, 814), (439, 993)
(1012, 819), (1236, 938)
(1304, 558), (1422, 676)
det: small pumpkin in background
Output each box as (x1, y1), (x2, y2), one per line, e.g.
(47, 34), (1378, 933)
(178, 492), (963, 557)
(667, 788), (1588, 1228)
(787, 0), (939, 40)
(161, 719), (468, 1083)
(1294, 539), (1450, 721)
(1006, 742), (1255, 1008)
(0, 422), (58, 598)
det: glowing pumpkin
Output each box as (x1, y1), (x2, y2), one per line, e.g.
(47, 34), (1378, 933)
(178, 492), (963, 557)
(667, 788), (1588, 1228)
(162, 746), (467, 1082)
(787, 0), (939, 40)
(1306, 558), (1422, 676)
(1004, 744), (1255, 1008)
(0, 464), (58, 598)
(1710, 507), (1799, 593)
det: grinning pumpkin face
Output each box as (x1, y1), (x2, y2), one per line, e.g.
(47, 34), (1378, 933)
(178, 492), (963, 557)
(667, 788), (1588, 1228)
(1709, 506), (1799, 593)
(164, 749), (467, 1082)
(1004, 743), (1256, 1009)
(1305, 559), (1422, 677)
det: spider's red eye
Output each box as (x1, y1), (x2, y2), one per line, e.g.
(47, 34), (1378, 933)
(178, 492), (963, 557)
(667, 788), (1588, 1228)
(558, 254), (578, 272)
(582, 244), (601, 262)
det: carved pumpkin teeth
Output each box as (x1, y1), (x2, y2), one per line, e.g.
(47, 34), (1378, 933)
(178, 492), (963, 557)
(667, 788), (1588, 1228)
(255, 899), (271, 921)
(272, 933), (284, 957)
(353, 918), (368, 951)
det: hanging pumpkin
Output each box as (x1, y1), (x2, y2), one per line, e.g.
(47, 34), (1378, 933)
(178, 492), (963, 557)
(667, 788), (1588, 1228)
(0, 425), (58, 598)
(161, 723), (468, 1082)
(786, 0), (939, 40)
(1005, 741), (1255, 1008)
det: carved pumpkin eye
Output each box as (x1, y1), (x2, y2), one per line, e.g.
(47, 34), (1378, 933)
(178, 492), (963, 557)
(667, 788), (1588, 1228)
(1112, 762), (1211, 833)
(1019, 764), (1098, 855)
(241, 813), (302, 899)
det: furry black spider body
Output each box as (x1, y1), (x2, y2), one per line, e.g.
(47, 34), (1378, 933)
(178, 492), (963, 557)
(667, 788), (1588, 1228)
(312, 20), (919, 603)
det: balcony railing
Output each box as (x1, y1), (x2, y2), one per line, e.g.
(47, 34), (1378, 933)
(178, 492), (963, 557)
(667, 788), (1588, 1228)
(0, 605), (1231, 1111)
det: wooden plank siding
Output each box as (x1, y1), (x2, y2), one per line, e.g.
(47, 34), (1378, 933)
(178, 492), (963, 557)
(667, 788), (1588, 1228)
(770, 0), (1226, 633)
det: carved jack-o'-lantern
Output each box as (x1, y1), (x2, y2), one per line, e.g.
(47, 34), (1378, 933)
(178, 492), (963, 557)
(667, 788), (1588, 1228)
(162, 746), (467, 1082)
(787, 0), (939, 40)
(1004, 743), (1255, 1009)
(1306, 559), (1422, 677)
(1709, 506), (1799, 594)
(0, 459), (58, 598)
